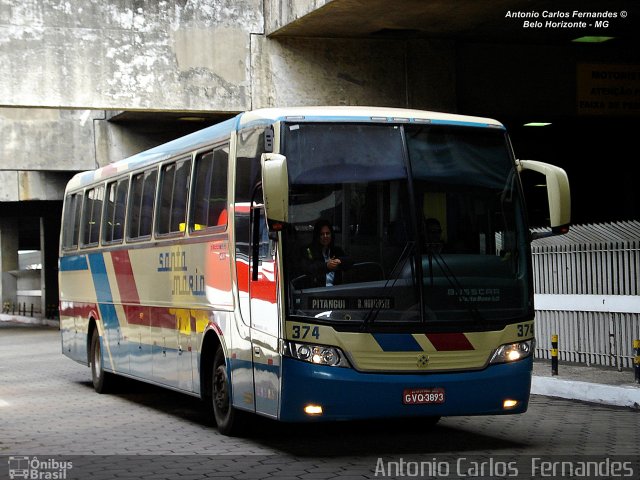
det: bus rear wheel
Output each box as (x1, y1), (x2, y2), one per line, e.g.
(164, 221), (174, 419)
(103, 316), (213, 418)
(90, 328), (114, 393)
(212, 348), (243, 435)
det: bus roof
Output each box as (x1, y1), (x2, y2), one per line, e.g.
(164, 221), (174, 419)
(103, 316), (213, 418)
(237, 106), (503, 129)
(65, 106), (504, 192)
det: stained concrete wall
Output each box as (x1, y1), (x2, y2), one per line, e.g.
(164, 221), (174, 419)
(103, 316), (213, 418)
(1, 0), (459, 179)
(0, 0), (461, 206)
(251, 36), (456, 111)
(1, 0), (262, 111)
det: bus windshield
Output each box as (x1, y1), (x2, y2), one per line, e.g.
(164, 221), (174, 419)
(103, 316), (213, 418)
(282, 122), (530, 330)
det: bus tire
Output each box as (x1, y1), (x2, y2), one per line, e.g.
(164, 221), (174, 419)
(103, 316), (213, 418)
(90, 328), (114, 393)
(212, 347), (242, 435)
(421, 415), (442, 427)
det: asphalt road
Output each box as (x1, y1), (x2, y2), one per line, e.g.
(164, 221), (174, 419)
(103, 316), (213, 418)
(1, 324), (639, 479)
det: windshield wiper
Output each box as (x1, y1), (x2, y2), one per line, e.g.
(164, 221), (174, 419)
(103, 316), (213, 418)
(361, 241), (417, 329)
(424, 249), (485, 323)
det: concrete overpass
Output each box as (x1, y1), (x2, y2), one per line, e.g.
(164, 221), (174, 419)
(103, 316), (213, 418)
(1, 0), (639, 314)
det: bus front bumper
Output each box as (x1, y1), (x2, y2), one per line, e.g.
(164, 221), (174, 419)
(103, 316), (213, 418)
(278, 356), (532, 422)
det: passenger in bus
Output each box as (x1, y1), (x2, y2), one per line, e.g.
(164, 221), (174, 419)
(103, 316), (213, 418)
(301, 219), (352, 287)
(424, 217), (445, 254)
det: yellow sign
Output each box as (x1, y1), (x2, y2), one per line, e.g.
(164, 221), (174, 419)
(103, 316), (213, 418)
(577, 63), (640, 115)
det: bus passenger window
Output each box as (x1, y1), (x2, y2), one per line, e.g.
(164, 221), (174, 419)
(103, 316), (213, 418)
(103, 178), (128, 244)
(190, 145), (229, 231)
(157, 158), (191, 235)
(81, 186), (104, 247)
(128, 169), (157, 240)
(62, 193), (82, 250)
(113, 179), (128, 241)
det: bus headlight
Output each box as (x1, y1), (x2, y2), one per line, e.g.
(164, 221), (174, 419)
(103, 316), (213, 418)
(283, 341), (350, 367)
(489, 339), (535, 364)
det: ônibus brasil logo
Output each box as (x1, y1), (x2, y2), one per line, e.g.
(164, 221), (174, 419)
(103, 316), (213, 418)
(8, 456), (73, 479)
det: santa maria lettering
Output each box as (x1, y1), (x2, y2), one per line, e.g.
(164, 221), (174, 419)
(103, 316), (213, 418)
(158, 249), (205, 296)
(158, 250), (187, 272)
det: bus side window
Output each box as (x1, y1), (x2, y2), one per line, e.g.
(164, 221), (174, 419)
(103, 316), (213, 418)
(62, 193), (82, 250)
(190, 145), (229, 232)
(128, 169), (157, 240)
(158, 158), (191, 235)
(113, 178), (128, 241)
(81, 186), (104, 248)
(103, 178), (128, 244)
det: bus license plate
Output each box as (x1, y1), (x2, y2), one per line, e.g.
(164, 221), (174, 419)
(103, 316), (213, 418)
(403, 388), (445, 405)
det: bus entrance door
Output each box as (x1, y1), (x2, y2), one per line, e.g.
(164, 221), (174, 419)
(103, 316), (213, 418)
(249, 205), (281, 418)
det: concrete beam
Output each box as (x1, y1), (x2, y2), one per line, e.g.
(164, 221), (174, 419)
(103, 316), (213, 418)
(264, 0), (333, 36)
(0, 108), (101, 171)
(0, 170), (73, 202)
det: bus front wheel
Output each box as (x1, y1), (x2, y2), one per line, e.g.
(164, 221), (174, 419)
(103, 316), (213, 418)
(212, 348), (243, 435)
(90, 328), (114, 393)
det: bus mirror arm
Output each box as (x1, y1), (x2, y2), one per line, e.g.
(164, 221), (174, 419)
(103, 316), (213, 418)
(261, 153), (289, 227)
(517, 159), (571, 236)
(251, 206), (260, 281)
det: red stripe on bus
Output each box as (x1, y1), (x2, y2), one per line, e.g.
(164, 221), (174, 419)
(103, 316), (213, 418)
(151, 307), (180, 329)
(97, 164), (118, 179)
(59, 302), (99, 320)
(111, 250), (141, 304)
(125, 305), (147, 326)
(426, 333), (474, 351)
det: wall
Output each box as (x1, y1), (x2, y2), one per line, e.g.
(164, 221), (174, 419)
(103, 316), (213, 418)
(1, 0), (262, 111)
(1, 1), (459, 176)
(251, 36), (456, 111)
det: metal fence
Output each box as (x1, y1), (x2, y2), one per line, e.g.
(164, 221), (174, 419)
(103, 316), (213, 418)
(532, 221), (640, 370)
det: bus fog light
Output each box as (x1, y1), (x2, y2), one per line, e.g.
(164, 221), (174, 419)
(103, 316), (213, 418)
(304, 404), (323, 416)
(503, 399), (519, 409)
(489, 339), (535, 365)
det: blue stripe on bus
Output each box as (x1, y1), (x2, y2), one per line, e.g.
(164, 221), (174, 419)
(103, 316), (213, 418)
(87, 253), (113, 303)
(59, 255), (89, 271)
(372, 333), (423, 352)
(87, 253), (120, 331)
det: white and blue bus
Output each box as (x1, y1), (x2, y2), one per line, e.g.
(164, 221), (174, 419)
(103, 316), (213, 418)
(59, 106), (570, 435)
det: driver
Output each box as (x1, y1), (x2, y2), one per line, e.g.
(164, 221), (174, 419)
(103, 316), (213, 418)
(301, 219), (352, 287)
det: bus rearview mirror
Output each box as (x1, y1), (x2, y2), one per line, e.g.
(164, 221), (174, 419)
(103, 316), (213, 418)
(261, 153), (289, 225)
(518, 159), (571, 236)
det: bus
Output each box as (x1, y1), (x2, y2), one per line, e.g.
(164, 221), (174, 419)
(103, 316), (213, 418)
(59, 106), (570, 435)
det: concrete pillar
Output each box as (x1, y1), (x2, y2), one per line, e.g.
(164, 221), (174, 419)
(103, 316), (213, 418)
(41, 211), (62, 319)
(0, 218), (19, 310)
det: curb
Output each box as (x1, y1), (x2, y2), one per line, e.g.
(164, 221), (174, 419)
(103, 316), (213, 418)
(531, 376), (640, 410)
(0, 314), (59, 328)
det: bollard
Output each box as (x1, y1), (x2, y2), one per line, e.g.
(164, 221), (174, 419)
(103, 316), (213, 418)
(634, 339), (640, 384)
(551, 334), (559, 376)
